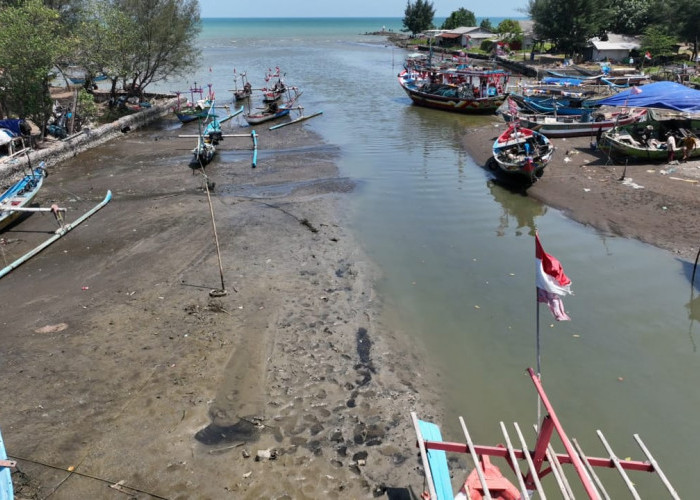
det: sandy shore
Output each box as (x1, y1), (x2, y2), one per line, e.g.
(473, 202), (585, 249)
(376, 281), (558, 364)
(2, 105), (700, 499)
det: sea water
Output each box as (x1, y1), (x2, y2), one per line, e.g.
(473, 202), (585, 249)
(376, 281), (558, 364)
(155, 18), (699, 497)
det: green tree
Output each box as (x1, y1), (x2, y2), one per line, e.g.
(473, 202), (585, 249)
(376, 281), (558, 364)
(112, 0), (201, 96)
(402, 0), (435, 35)
(641, 26), (678, 61)
(69, 0), (139, 99)
(497, 19), (523, 44)
(480, 18), (494, 31)
(441, 7), (476, 30)
(528, 0), (610, 57)
(0, 0), (67, 124)
(606, 0), (654, 35)
(669, 0), (700, 60)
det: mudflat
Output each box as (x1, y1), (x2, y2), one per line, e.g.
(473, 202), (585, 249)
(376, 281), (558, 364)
(0, 119), (440, 499)
(2, 109), (699, 499)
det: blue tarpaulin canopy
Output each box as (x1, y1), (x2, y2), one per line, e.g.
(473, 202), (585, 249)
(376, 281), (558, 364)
(596, 81), (700, 112)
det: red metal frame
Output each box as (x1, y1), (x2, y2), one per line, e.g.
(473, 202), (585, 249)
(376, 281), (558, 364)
(420, 367), (656, 496)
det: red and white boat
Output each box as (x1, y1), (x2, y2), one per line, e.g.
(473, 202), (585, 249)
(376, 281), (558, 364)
(491, 123), (555, 185)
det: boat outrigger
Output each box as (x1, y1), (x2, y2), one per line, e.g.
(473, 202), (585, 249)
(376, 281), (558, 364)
(0, 189), (112, 280)
(411, 367), (680, 500)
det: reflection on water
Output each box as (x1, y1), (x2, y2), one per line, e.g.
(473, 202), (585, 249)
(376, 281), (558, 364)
(488, 180), (546, 237)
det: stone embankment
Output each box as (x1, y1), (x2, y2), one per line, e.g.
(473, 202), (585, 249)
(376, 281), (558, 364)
(0, 96), (179, 186)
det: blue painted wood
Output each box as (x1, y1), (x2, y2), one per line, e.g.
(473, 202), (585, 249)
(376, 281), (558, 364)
(417, 420), (454, 500)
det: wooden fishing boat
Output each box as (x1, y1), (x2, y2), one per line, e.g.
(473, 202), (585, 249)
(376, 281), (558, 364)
(491, 123), (554, 184)
(0, 164), (47, 231)
(244, 88), (302, 126)
(411, 367), (680, 500)
(600, 111), (700, 163)
(232, 70), (252, 101)
(514, 107), (648, 138)
(182, 105), (244, 169)
(173, 83), (213, 124)
(398, 68), (510, 114)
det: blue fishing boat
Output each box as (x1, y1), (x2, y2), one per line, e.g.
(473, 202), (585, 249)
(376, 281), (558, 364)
(0, 426), (13, 500)
(0, 164), (47, 231)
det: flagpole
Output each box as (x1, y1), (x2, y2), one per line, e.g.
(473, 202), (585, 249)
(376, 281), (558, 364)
(535, 236), (542, 428)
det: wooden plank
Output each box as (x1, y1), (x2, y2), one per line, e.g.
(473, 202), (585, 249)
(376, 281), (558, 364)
(633, 434), (681, 500)
(410, 412), (438, 500)
(459, 416), (492, 500)
(513, 422), (546, 499)
(596, 430), (641, 500)
(498, 422), (529, 499)
(572, 438), (611, 500)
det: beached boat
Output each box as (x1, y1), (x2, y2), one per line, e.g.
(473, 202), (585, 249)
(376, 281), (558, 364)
(244, 88), (302, 126)
(398, 68), (510, 114)
(508, 93), (599, 116)
(182, 104), (244, 169)
(173, 83), (213, 124)
(411, 367), (680, 500)
(0, 164), (47, 231)
(491, 123), (554, 184)
(600, 109), (700, 163)
(232, 70), (252, 101)
(0, 426), (14, 500)
(514, 107), (648, 138)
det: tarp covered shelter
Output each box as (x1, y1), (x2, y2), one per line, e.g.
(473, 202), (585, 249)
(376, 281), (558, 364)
(596, 81), (700, 112)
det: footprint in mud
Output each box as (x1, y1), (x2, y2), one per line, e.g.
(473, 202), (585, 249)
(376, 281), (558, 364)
(194, 419), (260, 445)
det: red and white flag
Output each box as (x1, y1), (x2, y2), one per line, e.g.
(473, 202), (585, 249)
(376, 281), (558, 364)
(535, 234), (572, 321)
(644, 51), (652, 60)
(631, 86), (643, 95)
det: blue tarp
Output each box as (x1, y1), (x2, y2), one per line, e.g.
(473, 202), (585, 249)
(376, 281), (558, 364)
(596, 81), (700, 112)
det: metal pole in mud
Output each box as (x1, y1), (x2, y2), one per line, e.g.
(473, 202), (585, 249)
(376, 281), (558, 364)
(200, 168), (228, 296)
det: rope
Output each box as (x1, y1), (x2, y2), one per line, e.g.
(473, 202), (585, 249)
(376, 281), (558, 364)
(10, 454), (169, 499)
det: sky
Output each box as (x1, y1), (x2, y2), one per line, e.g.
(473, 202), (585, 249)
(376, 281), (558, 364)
(198, 0), (527, 19)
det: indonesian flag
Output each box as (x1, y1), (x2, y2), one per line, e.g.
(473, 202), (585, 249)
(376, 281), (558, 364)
(645, 51), (652, 60)
(508, 97), (519, 118)
(536, 234), (572, 321)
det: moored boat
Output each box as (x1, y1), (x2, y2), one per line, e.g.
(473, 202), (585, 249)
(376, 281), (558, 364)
(0, 164), (47, 231)
(491, 123), (554, 184)
(398, 68), (510, 114)
(514, 107), (647, 138)
(600, 109), (700, 163)
(244, 87), (302, 126)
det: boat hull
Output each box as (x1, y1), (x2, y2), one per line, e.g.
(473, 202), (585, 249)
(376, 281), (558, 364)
(491, 124), (554, 184)
(519, 109), (647, 138)
(0, 166), (47, 231)
(398, 71), (508, 114)
(244, 108), (290, 125)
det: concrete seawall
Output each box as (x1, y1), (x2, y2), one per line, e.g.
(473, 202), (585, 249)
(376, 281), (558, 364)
(0, 97), (179, 186)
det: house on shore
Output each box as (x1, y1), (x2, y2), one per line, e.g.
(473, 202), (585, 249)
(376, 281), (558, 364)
(435, 26), (497, 49)
(585, 34), (642, 62)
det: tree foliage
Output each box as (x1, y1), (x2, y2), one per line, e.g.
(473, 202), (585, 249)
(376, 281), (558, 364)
(441, 7), (476, 30)
(606, 0), (654, 35)
(0, 0), (67, 122)
(527, 0), (609, 57)
(480, 18), (493, 31)
(497, 19), (523, 44)
(402, 0), (435, 35)
(111, 0), (201, 96)
(641, 26), (678, 60)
